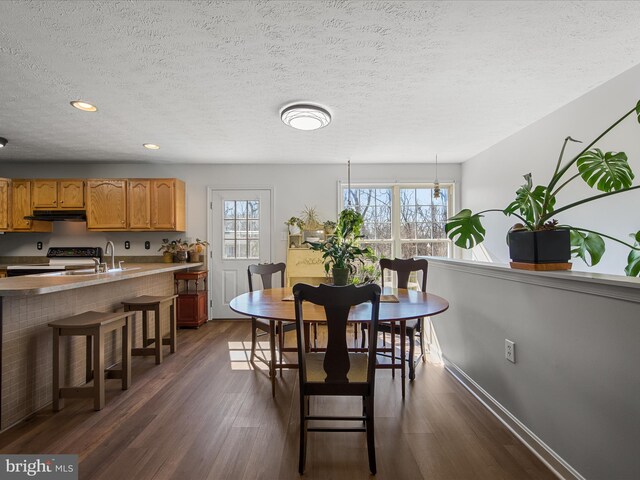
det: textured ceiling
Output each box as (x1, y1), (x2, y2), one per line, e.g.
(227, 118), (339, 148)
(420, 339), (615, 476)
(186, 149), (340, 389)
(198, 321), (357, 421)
(1, 0), (640, 164)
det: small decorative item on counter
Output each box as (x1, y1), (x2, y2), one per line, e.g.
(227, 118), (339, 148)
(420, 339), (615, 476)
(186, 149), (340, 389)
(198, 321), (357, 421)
(159, 238), (190, 263)
(323, 220), (337, 235)
(301, 206), (323, 230)
(188, 238), (210, 263)
(285, 216), (305, 235)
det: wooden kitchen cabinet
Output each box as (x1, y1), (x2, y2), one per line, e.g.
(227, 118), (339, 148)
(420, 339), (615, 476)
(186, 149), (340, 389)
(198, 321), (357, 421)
(0, 178), (9, 231)
(86, 179), (128, 230)
(151, 179), (185, 231)
(32, 179), (84, 209)
(128, 179), (151, 229)
(127, 178), (185, 231)
(174, 270), (208, 328)
(10, 180), (51, 232)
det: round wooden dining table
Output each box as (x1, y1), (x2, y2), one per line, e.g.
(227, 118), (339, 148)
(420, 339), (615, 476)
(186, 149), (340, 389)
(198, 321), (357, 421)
(230, 287), (449, 398)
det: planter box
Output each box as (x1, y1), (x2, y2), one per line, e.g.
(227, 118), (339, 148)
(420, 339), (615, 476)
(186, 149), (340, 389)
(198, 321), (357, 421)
(508, 229), (571, 264)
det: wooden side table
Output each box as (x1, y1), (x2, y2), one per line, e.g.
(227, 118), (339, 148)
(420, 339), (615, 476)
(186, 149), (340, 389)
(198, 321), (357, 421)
(174, 270), (208, 328)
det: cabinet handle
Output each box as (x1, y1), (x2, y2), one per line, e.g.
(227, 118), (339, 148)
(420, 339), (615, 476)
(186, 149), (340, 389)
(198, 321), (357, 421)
(121, 220), (125, 224)
(60, 200), (64, 204)
(26, 221), (30, 226)
(53, 200), (57, 204)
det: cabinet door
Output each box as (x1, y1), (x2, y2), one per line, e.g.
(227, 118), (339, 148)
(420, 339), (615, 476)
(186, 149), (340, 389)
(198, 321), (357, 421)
(59, 180), (84, 208)
(86, 179), (127, 230)
(0, 179), (9, 231)
(128, 179), (151, 229)
(151, 179), (176, 230)
(32, 180), (58, 209)
(11, 180), (32, 230)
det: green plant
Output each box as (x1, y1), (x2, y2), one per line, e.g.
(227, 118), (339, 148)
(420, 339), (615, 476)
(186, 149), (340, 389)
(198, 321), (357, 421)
(188, 238), (210, 253)
(158, 238), (188, 254)
(285, 216), (305, 230)
(323, 220), (337, 230)
(306, 209), (374, 276)
(445, 100), (640, 276)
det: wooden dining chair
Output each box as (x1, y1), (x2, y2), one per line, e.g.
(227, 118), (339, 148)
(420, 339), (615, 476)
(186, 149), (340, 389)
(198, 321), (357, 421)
(293, 282), (381, 475)
(361, 257), (428, 381)
(248, 262), (294, 397)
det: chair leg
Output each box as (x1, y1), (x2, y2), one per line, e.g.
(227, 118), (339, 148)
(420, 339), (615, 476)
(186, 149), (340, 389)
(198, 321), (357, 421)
(278, 322), (284, 378)
(390, 325), (395, 379)
(299, 393), (307, 474)
(360, 324), (366, 349)
(269, 323), (276, 398)
(52, 328), (64, 411)
(153, 305), (162, 365)
(93, 329), (105, 411)
(366, 396), (376, 475)
(420, 319), (426, 361)
(169, 299), (177, 353)
(250, 318), (257, 363)
(85, 335), (93, 383)
(408, 327), (416, 381)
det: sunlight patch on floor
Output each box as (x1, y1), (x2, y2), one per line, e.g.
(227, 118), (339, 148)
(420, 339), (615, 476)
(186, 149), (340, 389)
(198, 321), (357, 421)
(227, 341), (270, 370)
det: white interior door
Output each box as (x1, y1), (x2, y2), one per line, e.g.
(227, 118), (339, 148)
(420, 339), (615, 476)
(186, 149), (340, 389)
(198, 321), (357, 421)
(208, 188), (272, 319)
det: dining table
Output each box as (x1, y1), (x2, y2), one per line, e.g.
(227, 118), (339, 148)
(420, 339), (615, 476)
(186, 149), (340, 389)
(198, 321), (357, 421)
(229, 286), (449, 398)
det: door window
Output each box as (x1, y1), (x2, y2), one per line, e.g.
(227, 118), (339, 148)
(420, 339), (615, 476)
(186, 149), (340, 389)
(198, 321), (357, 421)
(223, 200), (260, 260)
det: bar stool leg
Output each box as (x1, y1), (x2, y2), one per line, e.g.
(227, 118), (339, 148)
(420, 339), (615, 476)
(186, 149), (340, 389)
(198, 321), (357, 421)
(142, 311), (150, 347)
(122, 318), (131, 390)
(52, 328), (64, 411)
(169, 299), (177, 353)
(93, 329), (105, 410)
(154, 305), (163, 365)
(85, 335), (93, 382)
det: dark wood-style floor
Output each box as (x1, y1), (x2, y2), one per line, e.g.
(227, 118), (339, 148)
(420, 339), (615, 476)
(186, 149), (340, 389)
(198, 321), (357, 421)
(0, 321), (555, 479)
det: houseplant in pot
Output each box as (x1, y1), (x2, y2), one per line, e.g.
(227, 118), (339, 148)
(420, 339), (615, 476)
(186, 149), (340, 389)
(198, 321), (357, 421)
(285, 216), (305, 235)
(445, 100), (640, 275)
(159, 239), (177, 263)
(306, 209), (374, 285)
(188, 238), (209, 263)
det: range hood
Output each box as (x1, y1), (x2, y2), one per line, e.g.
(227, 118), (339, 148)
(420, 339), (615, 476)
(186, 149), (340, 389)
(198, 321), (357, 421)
(25, 210), (87, 222)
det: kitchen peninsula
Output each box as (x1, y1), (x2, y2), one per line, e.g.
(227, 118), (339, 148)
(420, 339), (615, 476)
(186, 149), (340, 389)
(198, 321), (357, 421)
(0, 263), (202, 430)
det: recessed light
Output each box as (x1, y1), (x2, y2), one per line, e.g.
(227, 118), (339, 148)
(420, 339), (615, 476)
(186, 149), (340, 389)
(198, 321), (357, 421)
(281, 104), (331, 131)
(143, 143), (160, 150)
(0, 137), (7, 148)
(70, 100), (98, 112)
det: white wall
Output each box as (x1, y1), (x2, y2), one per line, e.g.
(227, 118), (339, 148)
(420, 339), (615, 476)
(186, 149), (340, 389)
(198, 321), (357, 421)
(0, 163), (460, 261)
(461, 63), (640, 275)
(428, 258), (640, 479)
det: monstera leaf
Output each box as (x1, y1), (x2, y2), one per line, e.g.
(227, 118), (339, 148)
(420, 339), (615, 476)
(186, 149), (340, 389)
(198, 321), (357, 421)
(576, 149), (634, 192)
(445, 209), (486, 249)
(625, 231), (640, 277)
(504, 174), (554, 225)
(636, 99), (640, 123)
(570, 230), (605, 266)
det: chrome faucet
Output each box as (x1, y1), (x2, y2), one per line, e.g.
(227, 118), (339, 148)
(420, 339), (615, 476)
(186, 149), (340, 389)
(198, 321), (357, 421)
(105, 241), (115, 271)
(92, 257), (100, 273)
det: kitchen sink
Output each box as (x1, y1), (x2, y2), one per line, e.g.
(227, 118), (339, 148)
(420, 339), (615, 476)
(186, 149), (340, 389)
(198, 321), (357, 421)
(40, 267), (141, 277)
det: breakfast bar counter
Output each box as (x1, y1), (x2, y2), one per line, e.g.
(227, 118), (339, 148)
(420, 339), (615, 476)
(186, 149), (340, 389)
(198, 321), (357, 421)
(0, 263), (204, 430)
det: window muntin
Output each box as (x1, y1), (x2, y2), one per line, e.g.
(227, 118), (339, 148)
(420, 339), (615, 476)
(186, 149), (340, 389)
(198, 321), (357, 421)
(223, 200), (260, 259)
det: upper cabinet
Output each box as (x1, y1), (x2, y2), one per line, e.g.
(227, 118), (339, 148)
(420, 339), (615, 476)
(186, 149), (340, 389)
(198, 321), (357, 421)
(152, 179), (185, 231)
(86, 179), (128, 230)
(128, 179), (151, 230)
(0, 179), (52, 233)
(0, 178), (9, 231)
(32, 179), (85, 209)
(88, 178), (185, 232)
(11, 180), (51, 232)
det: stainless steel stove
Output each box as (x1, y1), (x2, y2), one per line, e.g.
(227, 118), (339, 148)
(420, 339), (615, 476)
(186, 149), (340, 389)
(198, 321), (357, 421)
(7, 247), (104, 277)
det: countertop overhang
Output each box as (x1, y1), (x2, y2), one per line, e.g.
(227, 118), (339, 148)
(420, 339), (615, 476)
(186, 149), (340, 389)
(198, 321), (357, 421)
(0, 263), (203, 296)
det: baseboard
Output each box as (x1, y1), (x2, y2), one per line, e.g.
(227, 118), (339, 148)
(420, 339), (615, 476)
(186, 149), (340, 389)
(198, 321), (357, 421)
(443, 357), (585, 480)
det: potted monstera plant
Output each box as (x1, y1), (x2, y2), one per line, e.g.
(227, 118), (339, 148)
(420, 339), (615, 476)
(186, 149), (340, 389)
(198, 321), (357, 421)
(306, 209), (374, 285)
(445, 100), (640, 276)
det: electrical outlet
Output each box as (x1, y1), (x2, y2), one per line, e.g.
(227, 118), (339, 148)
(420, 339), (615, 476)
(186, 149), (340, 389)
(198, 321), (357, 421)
(124, 241), (130, 250)
(505, 339), (516, 363)
(144, 241), (150, 250)
(36, 241), (43, 250)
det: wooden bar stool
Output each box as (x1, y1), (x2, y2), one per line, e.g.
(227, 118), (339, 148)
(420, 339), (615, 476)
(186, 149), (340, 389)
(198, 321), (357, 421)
(121, 295), (178, 365)
(49, 310), (133, 411)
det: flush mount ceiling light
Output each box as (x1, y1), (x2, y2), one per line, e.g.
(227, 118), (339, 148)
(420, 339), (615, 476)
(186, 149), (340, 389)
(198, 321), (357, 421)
(281, 104), (331, 131)
(143, 143), (160, 150)
(0, 137), (7, 148)
(70, 100), (98, 112)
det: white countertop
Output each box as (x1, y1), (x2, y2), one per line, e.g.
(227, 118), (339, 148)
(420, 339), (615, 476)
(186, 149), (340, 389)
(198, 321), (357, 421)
(0, 263), (204, 297)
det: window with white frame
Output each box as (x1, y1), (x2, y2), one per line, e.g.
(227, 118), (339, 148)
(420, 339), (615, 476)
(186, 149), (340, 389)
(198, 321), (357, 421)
(341, 184), (453, 260)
